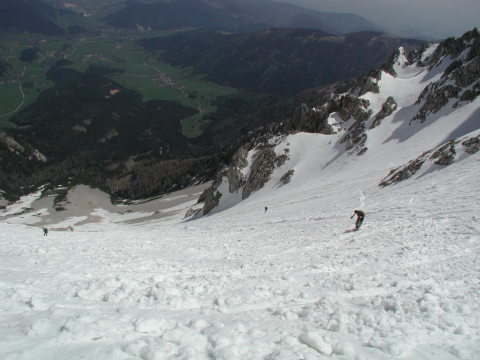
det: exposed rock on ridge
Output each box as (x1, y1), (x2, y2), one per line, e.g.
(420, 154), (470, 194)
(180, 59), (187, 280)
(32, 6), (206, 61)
(371, 97), (398, 129)
(202, 139), (290, 215)
(412, 29), (480, 123)
(379, 133), (480, 187)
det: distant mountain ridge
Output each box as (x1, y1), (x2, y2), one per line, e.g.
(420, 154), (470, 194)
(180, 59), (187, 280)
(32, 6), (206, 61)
(105, 0), (380, 34)
(139, 29), (423, 97)
(0, 0), (66, 35)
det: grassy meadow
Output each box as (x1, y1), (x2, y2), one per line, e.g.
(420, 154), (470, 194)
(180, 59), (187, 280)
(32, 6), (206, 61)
(0, 31), (237, 136)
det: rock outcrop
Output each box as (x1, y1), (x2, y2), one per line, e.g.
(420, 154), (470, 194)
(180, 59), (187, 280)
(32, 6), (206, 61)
(354, 70), (381, 96)
(242, 147), (277, 200)
(379, 134), (480, 187)
(371, 97), (398, 129)
(201, 140), (291, 215)
(201, 145), (251, 215)
(412, 84), (461, 123)
(287, 102), (335, 134)
(279, 169), (294, 185)
(334, 95), (371, 155)
(0, 192), (7, 209)
(0, 132), (48, 201)
(412, 28), (480, 124)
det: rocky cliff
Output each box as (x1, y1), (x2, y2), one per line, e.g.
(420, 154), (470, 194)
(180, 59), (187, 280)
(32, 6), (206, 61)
(202, 137), (291, 215)
(379, 133), (480, 187)
(0, 132), (47, 200)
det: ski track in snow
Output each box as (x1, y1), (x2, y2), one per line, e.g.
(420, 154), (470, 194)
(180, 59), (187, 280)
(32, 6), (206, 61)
(1, 154), (479, 360)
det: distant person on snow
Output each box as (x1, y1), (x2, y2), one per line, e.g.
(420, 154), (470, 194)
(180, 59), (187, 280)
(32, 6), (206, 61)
(351, 210), (365, 231)
(43, 227), (48, 236)
(265, 206), (268, 213)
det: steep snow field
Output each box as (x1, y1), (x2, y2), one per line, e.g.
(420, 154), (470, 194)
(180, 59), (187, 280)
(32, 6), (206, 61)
(1, 38), (480, 359)
(1, 145), (479, 359)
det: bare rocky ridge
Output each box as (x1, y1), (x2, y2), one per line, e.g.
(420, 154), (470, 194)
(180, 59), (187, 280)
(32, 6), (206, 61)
(412, 29), (480, 124)
(371, 97), (398, 129)
(379, 134), (480, 187)
(339, 29), (480, 154)
(202, 140), (290, 215)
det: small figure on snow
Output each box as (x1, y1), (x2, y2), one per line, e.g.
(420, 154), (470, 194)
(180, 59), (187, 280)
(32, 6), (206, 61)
(351, 210), (365, 231)
(264, 206), (268, 213)
(43, 227), (48, 236)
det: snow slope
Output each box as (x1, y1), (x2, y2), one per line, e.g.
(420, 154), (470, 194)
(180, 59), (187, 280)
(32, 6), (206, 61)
(1, 33), (480, 360)
(0, 147), (479, 359)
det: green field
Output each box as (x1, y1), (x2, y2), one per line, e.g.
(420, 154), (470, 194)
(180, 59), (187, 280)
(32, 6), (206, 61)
(0, 31), (237, 136)
(0, 34), (57, 126)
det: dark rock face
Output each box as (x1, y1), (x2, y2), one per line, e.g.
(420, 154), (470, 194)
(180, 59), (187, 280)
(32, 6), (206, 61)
(379, 134), (479, 187)
(0, 132), (47, 199)
(202, 145), (250, 215)
(279, 169), (294, 185)
(336, 95), (372, 122)
(431, 141), (457, 166)
(463, 135), (480, 154)
(202, 186), (223, 215)
(227, 146), (250, 193)
(201, 140), (291, 214)
(354, 70), (381, 96)
(333, 95), (371, 155)
(288, 94), (370, 137)
(0, 195), (7, 208)
(242, 147), (277, 199)
(412, 28), (480, 124)
(341, 121), (368, 155)
(451, 57), (480, 88)
(379, 156), (426, 187)
(184, 207), (201, 218)
(456, 81), (480, 105)
(428, 29), (479, 67)
(288, 103), (335, 134)
(412, 84), (461, 123)
(371, 97), (398, 129)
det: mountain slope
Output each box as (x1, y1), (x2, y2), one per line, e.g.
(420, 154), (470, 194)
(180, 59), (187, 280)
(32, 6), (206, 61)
(199, 28), (480, 215)
(139, 29), (423, 97)
(0, 0), (67, 35)
(0, 62), (222, 200)
(105, 0), (379, 34)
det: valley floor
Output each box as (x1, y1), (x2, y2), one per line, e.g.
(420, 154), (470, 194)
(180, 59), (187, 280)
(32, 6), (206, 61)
(0, 155), (479, 359)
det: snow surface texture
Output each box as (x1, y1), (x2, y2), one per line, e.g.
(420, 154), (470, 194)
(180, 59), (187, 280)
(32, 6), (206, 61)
(0, 152), (479, 359)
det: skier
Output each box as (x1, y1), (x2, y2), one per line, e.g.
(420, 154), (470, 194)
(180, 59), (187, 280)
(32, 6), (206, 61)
(351, 210), (365, 231)
(264, 206), (268, 213)
(43, 227), (48, 236)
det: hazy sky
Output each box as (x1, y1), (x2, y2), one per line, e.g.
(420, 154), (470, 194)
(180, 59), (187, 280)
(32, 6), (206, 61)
(279, 0), (480, 39)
